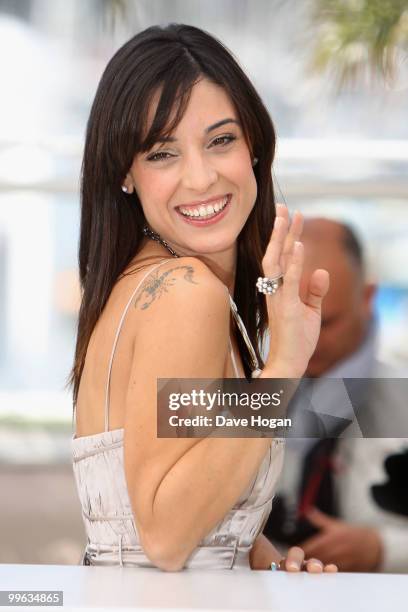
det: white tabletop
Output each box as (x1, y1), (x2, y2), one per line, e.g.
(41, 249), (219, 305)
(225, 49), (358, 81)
(1, 564), (407, 612)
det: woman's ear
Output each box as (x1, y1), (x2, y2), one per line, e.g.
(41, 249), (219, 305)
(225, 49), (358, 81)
(121, 173), (135, 194)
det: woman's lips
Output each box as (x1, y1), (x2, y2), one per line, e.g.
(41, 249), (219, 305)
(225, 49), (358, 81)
(175, 194), (232, 227)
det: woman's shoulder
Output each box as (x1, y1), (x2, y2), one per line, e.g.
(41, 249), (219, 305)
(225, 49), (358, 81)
(131, 255), (228, 305)
(146, 255), (225, 282)
(122, 255), (229, 337)
(127, 255), (231, 377)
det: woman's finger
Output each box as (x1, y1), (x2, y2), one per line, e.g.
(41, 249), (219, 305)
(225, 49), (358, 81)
(275, 202), (289, 219)
(284, 546), (305, 571)
(282, 241), (304, 301)
(275, 204), (303, 273)
(323, 564), (338, 573)
(305, 268), (330, 311)
(282, 210), (304, 261)
(262, 215), (288, 277)
(304, 558), (324, 573)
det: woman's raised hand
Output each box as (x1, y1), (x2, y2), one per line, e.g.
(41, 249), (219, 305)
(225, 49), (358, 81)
(261, 203), (330, 378)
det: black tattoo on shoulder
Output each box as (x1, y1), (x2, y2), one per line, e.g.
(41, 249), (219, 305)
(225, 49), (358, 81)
(134, 265), (198, 310)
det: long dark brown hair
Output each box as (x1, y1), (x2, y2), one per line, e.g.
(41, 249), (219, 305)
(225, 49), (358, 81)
(67, 23), (276, 406)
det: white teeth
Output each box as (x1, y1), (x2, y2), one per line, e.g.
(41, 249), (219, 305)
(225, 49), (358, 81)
(179, 196), (229, 218)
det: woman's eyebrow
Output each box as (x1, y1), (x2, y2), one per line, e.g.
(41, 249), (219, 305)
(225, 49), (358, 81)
(156, 118), (240, 143)
(205, 118), (240, 133)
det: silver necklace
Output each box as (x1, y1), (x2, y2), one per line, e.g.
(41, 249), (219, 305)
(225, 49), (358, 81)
(142, 225), (261, 374)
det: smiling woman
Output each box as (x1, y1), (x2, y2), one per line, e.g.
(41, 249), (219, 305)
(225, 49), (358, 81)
(123, 80), (257, 254)
(68, 23), (334, 573)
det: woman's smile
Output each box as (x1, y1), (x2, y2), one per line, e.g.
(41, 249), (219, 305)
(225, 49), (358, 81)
(175, 193), (232, 226)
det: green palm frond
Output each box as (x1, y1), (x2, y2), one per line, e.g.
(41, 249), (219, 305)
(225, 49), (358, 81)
(311, 0), (408, 87)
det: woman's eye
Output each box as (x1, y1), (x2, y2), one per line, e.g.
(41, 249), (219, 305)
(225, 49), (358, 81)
(146, 151), (174, 162)
(210, 135), (236, 148)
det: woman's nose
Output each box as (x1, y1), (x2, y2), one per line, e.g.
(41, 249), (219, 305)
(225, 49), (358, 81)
(181, 152), (218, 193)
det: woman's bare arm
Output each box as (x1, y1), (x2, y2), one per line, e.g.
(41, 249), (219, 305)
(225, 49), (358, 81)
(123, 258), (277, 571)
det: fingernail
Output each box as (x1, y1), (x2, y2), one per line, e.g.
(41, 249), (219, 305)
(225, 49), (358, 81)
(324, 564), (338, 572)
(287, 561), (300, 571)
(309, 561), (322, 570)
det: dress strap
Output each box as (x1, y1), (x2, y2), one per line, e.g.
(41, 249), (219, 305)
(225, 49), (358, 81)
(229, 338), (240, 378)
(104, 258), (173, 432)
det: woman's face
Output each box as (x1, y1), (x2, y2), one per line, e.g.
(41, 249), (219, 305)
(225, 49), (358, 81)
(125, 78), (257, 257)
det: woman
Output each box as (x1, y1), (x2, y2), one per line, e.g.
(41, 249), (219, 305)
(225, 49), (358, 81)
(69, 23), (335, 572)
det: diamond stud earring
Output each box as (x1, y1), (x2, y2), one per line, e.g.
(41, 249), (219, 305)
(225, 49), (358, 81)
(252, 157), (259, 166)
(121, 185), (128, 193)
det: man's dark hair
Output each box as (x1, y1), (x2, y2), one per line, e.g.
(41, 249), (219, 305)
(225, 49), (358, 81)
(340, 224), (364, 272)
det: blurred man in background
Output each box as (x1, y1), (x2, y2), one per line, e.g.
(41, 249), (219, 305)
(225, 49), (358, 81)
(263, 218), (408, 573)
